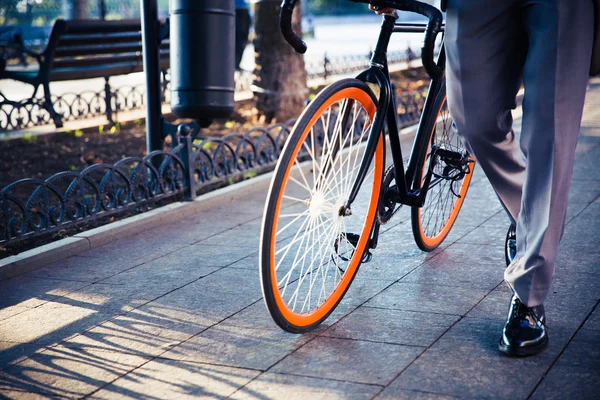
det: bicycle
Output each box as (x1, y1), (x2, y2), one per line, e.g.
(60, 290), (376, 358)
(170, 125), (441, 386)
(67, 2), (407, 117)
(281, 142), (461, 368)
(260, 0), (476, 333)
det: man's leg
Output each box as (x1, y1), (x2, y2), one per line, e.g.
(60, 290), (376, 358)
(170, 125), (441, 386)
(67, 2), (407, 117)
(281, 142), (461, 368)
(445, 0), (527, 223)
(505, 0), (594, 307)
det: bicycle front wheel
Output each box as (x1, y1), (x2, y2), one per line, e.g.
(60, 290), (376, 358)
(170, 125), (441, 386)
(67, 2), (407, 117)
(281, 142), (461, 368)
(411, 85), (475, 251)
(260, 79), (384, 333)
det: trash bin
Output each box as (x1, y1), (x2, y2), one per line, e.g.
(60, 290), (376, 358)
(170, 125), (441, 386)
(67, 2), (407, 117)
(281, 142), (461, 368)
(169, 0), (235, 120)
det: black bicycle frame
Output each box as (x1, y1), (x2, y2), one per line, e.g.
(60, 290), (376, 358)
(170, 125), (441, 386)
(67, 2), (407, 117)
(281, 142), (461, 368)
(344, 15), (446, 213)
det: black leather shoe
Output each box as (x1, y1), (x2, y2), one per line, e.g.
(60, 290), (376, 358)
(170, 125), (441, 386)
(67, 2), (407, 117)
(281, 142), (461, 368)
(505, 224), (516, 266)
(499, 294), (548, 356)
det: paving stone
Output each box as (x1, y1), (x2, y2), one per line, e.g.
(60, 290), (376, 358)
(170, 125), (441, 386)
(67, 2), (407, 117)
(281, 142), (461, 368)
(336, 277), (395, 307)
(229, 253), (260, 270)
(567, 181), (600, 204)
(160, 299), (357, 370)
(555, 250), (599, 276)
(377, 213), (411, 236)
(207, 189), (270, 216)
(0, 342), (46, 371)
(456, 223), (509, 246)
(323, 307), (459, 347)
(572, 146), (600, 181)
(439, 221), (483, 248)
(0, 346), (149, 397)
(583, 306), (600, 331)
(195, 220), (263, 249)
(554, 328), (600, 370)
(549, 271), (600, 302)
(149, 211), (257, 245)
(91, 358), (260, 400)
(187, 244), (256, 268)
(387, 317), (563, 399)
(230, 372), (381, 400)
(376, 388), (459, 400)
(220, 301), (285, 330)
(72, 231), (189, 266)
(0, 302), (109, 346)
(357, 227), (441, 281)
(271, 336), (423, 386)
(0, 306), (30, 322)
(59, 305), (209, 357)
(0, 390), (67, 399)
(0, 277), (89, 310)
(25, 253), (147, 284)
(96, 252), (220, 293)
(459, 183), (504, 223)
(308, 304), (367, 339)
(160, 320), (312, 370)
(366, 281), (489, 316)
(566, 202), (588, 224)
(559, 203), (600, 252)
(465, 285), (515, 320)
(42, 282), (157, 315)
(529, 365), (600, 400)
(471, 210), (510, 228)
(135, 268), (262, 328)
(400, 243), (505, 291)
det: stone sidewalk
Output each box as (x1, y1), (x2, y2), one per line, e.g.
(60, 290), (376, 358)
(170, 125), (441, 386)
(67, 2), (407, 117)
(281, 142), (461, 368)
(0, 79), (598, 399)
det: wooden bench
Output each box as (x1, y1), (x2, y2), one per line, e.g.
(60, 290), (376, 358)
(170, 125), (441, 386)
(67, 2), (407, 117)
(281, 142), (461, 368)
(0, 27), (27, 66)
(1, 19), (169, 128)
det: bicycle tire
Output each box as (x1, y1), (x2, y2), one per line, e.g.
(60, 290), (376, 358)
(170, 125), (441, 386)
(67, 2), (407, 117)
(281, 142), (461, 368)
(411, 84), (475, 251)
(260, 79), (384, 333)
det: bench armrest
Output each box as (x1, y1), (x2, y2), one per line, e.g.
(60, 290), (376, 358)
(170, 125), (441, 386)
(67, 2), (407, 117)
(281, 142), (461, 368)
(22, 47), (44, 64)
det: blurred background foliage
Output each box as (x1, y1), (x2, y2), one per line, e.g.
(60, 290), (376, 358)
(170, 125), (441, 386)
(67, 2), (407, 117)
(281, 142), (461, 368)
(0, 0), (441, 26)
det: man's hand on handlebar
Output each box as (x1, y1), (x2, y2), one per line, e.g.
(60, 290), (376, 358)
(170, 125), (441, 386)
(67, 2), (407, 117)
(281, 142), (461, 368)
(369, 4), (395, 14)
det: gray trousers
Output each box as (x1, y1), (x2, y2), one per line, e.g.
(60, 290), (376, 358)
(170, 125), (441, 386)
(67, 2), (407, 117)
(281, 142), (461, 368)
(445, 0), (594, 306)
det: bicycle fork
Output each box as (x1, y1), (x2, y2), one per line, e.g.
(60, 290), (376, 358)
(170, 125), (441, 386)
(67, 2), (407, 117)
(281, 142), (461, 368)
(336, 66), (397, 262)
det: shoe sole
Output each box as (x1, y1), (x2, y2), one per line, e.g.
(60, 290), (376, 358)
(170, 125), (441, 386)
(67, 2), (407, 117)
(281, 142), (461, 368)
(498, 336), (549, 356)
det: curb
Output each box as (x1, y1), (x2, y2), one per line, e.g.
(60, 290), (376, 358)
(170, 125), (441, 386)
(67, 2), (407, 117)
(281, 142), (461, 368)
(0, 171), (275, 281)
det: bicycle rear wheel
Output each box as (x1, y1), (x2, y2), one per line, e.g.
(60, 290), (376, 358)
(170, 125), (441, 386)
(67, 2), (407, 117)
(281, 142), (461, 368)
(411, 84), (475, 251)
(260, 79), (384, 333)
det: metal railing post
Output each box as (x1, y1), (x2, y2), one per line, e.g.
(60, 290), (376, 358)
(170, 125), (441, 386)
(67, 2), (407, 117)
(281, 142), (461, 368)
(104, 77), (113, 124)
(178, 124), (197, 201)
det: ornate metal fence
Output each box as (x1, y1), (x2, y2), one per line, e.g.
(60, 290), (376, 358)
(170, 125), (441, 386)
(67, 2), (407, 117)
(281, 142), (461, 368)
(0, 89), (427, 248)
(0, 84), (152, 132)
(0, 48), (417, 133)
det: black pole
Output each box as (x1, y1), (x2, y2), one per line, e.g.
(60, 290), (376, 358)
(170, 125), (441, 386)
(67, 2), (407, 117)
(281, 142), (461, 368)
(141, 0), (163, 152)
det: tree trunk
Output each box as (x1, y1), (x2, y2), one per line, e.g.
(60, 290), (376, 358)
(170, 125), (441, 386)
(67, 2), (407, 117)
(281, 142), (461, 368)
(252, 1), (308, 122)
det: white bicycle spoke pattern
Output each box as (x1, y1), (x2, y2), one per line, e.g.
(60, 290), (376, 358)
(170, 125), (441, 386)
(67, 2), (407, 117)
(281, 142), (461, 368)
(273, 98), (376, 314)
(419, 99), (470, 237)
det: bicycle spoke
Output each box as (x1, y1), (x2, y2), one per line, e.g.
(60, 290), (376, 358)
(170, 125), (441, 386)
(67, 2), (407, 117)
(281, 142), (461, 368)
(262, 81), (383, 328)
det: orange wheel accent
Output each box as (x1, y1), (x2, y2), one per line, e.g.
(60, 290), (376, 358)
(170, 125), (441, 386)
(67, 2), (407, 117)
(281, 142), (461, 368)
(262, 81), (384, 331)
(412, 91), (475, 251)
(415, 155), (474, 249)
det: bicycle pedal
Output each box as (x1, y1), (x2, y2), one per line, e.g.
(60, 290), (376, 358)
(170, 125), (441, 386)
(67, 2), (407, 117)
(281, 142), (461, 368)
(361, 250), (373, 263)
